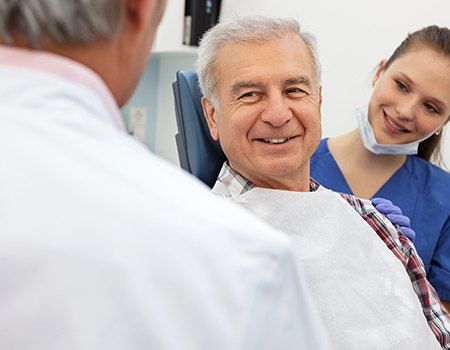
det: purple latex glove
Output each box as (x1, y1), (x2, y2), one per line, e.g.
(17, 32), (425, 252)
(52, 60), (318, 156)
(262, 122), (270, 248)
(371, 197), (416, 242)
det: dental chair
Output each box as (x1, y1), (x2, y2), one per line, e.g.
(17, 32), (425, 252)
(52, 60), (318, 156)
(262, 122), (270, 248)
(172, 70), (226, 188)
(171, 71), (415, 239)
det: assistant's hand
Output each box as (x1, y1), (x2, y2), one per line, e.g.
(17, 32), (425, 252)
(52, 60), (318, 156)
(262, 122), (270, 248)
(371, 197), (416, 242)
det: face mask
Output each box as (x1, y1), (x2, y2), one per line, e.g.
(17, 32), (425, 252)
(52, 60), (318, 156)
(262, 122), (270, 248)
(355, 106), (432, 155)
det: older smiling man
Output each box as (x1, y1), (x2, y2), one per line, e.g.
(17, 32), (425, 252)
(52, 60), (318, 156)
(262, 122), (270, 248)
(0, 3), (334, 349)
(197, 16), (450, 350)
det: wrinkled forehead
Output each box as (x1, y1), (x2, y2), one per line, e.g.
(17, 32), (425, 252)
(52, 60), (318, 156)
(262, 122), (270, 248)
(214, 35), (317, 95)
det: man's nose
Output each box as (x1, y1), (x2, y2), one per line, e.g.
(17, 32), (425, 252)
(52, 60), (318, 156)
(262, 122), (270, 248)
(260, 95), (292, 127)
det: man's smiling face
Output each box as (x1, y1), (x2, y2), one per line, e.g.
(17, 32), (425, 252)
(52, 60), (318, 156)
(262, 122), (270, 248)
(202, 33), (322, 190)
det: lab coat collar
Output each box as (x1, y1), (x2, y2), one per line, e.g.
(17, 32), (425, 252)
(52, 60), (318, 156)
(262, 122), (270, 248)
(0, 45), (125, 131)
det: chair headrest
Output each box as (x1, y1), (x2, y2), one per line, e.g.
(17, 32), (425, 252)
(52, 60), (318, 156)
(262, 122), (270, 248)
(173, 70), (227, 188)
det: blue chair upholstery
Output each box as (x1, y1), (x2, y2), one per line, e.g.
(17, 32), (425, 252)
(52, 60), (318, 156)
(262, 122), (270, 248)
(172, 70), (226, 188)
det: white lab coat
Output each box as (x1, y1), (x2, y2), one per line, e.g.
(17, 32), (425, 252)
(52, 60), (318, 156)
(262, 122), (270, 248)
(0, 50), (329, 350)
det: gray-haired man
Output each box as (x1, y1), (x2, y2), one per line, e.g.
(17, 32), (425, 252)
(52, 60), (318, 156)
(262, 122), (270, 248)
(0, 3), (329, 349)
(198, 16), (450, 349)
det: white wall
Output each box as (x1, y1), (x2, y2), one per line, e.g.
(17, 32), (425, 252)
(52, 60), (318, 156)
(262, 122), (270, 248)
(148, 0), (449, 168)
(153, 0), (186, 52)
(219, 0), (450, 166)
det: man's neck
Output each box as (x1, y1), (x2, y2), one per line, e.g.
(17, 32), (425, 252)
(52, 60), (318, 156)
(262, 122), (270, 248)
(7, 34), (124, 105)
(0, 44), (125, 131)
(230, 164), (312, 192)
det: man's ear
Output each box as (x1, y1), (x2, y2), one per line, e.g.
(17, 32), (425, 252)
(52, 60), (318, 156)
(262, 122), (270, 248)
(125, 0), (158, 30)
(318, 85), (323, 108)
(201, 96), (220, 141)
(372, 59), (387, 86)
(317, 85), (323, 123)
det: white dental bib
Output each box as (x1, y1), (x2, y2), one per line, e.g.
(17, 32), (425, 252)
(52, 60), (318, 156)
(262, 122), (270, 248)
(236, 187), (439, 350)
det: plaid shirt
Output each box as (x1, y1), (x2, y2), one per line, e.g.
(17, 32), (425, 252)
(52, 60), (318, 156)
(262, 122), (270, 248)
(212, 162), (450, 349)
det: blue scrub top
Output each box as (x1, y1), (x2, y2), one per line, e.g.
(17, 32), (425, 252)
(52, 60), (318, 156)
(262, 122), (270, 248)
(311, 138), (450, 301)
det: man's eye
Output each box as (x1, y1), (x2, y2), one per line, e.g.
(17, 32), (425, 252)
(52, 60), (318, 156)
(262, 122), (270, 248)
(286, 88), (307, 97)
(395, 80), (408, 92)
(239, 92), (260, 102)
(424, 102), (439, 114)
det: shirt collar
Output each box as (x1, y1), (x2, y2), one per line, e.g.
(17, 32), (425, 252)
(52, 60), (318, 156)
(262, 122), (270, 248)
(217, 162), (320, 195)
(0, 45), (125, 131)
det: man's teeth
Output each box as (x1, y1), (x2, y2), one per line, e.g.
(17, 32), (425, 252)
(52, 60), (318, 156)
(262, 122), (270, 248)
(386, 116), (407, 132)
(262, 137), (290, 144)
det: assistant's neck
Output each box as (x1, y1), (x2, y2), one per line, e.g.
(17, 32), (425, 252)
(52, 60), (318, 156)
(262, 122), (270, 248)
(329, 129), (407, 168)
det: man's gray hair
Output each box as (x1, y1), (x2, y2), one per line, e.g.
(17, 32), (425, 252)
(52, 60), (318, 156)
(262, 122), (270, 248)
(0, 0), (122, 49)
(196, 16), (321, 107)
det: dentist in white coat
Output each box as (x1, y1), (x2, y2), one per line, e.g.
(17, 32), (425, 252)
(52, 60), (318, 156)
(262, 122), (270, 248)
(0, 1), (328, 349)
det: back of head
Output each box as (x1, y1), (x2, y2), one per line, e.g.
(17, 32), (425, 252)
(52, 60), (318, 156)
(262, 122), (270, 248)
(384, 25), (450, 165)
(0, 0), (168, 106)
(0, 0), (122, 49)
(196, 15), (321, 107)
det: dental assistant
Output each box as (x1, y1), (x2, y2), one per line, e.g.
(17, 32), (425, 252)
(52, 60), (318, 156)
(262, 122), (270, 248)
(311, 25), (450, 309)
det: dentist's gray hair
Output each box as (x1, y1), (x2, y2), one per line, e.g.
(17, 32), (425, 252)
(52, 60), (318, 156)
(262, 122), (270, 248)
(196, 15), (321, 107)
(0, 0), (122, 49)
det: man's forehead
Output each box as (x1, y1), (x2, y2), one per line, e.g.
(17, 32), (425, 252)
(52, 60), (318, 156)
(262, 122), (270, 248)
(229, 74), (313, 94)
(214, 36), (315, 90)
